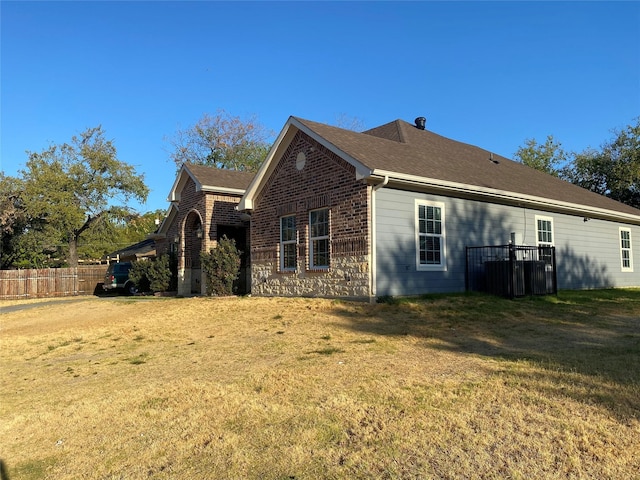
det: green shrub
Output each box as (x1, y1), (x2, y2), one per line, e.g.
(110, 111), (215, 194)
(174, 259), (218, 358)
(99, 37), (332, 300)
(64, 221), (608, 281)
(129, 261), (152, 292)
(201, 236), (241, 296)
(168, 251), (178, 291)
(149, 255), (172, 292)
(129, 255), (172, 293)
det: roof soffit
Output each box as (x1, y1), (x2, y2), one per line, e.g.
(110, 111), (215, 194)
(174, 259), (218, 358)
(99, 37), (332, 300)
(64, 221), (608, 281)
(372, 172), (640, 225)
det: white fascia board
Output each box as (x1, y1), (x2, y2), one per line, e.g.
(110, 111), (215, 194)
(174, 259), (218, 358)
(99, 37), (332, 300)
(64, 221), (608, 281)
(155, 204), (178, 235)
(200, 185), (246, 196)
(372, 169), (640, 225)
(167, 165), (190, 202)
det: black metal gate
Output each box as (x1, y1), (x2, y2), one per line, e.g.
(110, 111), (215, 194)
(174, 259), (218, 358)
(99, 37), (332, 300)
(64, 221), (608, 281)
(465, 245), (557, 298)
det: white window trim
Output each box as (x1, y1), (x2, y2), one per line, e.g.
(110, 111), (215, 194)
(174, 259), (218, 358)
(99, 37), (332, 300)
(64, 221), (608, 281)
(620, 227), (633, 272)
(280, 215), (297, 272)
(415, 199), (447, 272)
(309, 208), (330, 270)
(535, 215), (554, 247)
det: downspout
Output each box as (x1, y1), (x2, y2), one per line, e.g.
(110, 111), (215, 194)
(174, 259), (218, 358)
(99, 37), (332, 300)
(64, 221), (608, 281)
(373, 176), (389, 192)
(370, 176), (389, 302)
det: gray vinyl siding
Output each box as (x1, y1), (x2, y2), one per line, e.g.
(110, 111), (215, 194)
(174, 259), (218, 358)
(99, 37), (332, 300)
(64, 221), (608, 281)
(374, 188), (640, 296)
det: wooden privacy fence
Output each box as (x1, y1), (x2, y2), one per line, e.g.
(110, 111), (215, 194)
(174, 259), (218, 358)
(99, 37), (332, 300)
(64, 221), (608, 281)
(0, 265), (106, 300)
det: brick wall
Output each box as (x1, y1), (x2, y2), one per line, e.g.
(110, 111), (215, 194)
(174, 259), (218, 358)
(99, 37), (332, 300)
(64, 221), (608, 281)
(250, 131), (371, 299)
(156, 175), (247, 294)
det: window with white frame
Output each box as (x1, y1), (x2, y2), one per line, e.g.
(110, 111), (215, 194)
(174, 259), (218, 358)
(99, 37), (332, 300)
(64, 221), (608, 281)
(536, 215), (554, 265)
(620, 227), (633, 272)
(416, 200), (446, 271)
(536, 216), (554, 246)
(280, 215), (297, 271)
(309, 208), (330, 269)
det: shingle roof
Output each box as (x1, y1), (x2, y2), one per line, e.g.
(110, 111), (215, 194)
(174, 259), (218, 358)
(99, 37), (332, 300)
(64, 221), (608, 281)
(184, 163), (255, 191)
(293, 117), (640, 219)
(105, 238), (156, 261)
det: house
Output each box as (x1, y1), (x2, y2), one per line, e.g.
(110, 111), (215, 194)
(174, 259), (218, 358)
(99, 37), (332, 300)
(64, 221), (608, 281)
(105, 238), (156, 263)
(236, 116), (640, 300)
(154, 163), (254, 296)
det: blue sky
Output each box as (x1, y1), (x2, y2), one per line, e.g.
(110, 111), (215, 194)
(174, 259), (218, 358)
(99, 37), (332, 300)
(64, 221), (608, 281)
(2, 1), (639, 214)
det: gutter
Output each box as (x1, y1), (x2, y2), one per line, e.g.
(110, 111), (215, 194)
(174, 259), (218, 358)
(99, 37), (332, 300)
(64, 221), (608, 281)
(370, 170), (640, 225)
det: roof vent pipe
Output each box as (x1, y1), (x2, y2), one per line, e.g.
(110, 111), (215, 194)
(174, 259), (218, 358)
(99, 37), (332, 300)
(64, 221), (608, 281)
(415, 117), (426, 130)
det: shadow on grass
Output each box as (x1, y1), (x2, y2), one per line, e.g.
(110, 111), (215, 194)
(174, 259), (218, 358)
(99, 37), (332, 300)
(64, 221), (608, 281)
(335, 289), (640, 421)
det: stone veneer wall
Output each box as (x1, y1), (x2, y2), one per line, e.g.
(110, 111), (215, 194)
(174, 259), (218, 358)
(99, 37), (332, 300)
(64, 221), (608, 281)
(252, 254), (370, 298)
(250, 131), (371, 299)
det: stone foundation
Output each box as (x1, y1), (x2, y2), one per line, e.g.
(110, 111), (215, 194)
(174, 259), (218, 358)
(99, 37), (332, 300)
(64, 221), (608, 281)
(178, 267), (205, 296)
(251, 255), (370, 299)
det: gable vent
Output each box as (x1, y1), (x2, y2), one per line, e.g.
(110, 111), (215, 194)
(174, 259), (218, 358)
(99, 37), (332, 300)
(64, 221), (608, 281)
(414, 117), (426, 130)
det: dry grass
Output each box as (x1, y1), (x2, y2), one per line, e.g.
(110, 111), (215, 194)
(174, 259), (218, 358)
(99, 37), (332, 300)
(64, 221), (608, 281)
(1, 291), (639, 479)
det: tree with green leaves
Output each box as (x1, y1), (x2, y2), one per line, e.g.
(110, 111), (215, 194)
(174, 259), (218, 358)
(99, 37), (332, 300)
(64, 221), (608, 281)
(0, 173), (26, 268)
(20, 126), (149, 267)
(76, 209), (165, 262)
(166, 109), (272, 172)
(513, 135), (568, 177)
(561, 119), (640, 209)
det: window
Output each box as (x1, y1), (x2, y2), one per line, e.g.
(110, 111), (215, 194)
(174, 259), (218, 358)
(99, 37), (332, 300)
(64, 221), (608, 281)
(416, 200), (446, 271)
(309, 208), (330, 269)
(536, 216), (554, 246)
(536, 216), (554, 265)
(280, 215), (297, 271)
(620, 228), (633, 272)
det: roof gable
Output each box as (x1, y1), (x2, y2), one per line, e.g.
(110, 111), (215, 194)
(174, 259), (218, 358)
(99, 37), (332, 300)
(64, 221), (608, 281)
(168, 163), (255, 202)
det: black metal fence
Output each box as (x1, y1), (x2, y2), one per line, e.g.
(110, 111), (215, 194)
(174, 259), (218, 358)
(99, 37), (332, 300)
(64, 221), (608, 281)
(465, 245), (557, 298)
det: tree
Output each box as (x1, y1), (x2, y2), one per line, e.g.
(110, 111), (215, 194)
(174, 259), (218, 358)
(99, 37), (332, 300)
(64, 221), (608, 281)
(79, 209), (165, 261)
(561, 119), (640, 209)
(20, 126), (149, 267)
(166, 109), (272, 172)
(513, 135), (567, 177)
(0, 174), (26, 268)
(560, 148), (610, 196)
(333, 113), (367, 132)
(0, 174), (24, 237)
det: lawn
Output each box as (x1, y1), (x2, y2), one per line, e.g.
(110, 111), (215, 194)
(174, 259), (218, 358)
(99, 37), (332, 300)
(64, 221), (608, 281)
(1, 290), (639, 479)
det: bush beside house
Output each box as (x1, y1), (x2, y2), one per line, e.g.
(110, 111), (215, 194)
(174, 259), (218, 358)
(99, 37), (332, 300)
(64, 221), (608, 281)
(201, 236), (241, 296)
(129, 255), (173, 294)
